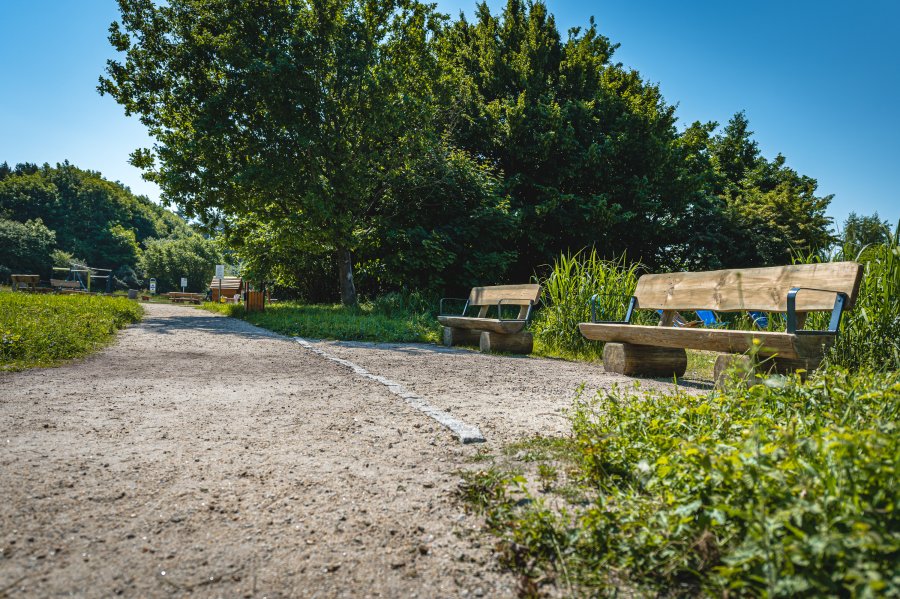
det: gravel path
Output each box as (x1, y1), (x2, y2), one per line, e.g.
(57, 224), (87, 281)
(0, 304), (686, 597)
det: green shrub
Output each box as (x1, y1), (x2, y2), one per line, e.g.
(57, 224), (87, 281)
(828, 227), (900, 370)
(0, 292), (142, 370)
(532, 250), (647, 359)
(465, 370), (900, 596)
(0, 217), (56, 279)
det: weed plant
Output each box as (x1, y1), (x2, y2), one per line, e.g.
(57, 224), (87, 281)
(532, 250), (649, 359)
(823, 225), (900, 371)
(0, 292), (142, 370)
(203, 292), (440, 343)
(461, 370), (900, 596)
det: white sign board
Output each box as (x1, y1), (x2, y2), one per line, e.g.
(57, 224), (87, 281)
(215, 264), (225, 280)
(149, 278), (157, 294)
(181, 277), (187, 291)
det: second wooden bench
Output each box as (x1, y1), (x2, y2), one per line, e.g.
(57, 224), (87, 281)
(438, 284), (541, 353)
(578, 262), (863, 379)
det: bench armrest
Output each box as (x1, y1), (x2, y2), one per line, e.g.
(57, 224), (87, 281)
(439, 297), (469, 316)
(589, 294), (636, 324)
(496, 298), (536, 324)
(786, 287), (849, 334)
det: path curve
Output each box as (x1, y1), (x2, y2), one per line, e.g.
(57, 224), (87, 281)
(0, 303), (683, 597)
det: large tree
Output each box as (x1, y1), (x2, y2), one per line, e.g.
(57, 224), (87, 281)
(434, 0), (705, 274)
(101, 0), (446, 305)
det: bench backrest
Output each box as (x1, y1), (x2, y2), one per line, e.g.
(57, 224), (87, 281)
(467, 284), (541, 318)
(468, 284), (541, 306)
(634, 262), (863, 313)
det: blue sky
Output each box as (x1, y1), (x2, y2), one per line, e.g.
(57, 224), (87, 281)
(1, 0), (897, 229)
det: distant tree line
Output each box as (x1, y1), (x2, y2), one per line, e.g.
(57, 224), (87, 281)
(0, 162), (222, 292)
(98, 0), (869, 303)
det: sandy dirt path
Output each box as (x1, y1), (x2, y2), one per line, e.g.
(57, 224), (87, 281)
(0, 304), (686, 597)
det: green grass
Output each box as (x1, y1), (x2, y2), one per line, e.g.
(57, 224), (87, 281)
(459, 368), (900, 597)
(202, 298), (441, 343)
(532, 250), (646, 360)
(0, 292), (143, 371)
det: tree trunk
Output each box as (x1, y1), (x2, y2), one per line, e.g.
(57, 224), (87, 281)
(337, 248), (357, 306)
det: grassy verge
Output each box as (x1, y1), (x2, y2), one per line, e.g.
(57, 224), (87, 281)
(459, 369), (899, 597)
(0, 292), (143, 371)
(202, 300), (441, 343)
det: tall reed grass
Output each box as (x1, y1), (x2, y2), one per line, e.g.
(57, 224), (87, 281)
(824, 222), (900, 370)
(532, 250), (645, 358)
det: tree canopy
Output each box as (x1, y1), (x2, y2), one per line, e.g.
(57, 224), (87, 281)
(100, 0), (839, 300)
(0, 161), (192, 271)
(0, 161), (218, 288)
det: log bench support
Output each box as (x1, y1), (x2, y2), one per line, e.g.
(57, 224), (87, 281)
(442, 326), (482, 347)
(479, 331), (533, 354)
(602, 343), (687, 378)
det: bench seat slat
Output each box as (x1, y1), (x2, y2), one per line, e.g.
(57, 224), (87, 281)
(578, 323), (835, 360)
(438, 315), (527, 335)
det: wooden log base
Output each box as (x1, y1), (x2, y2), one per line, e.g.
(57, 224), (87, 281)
(479, 331), (533, 354)
(714, 354), (822, 388)
(442, 326), (482, 347)
(602, 343), (687, 378)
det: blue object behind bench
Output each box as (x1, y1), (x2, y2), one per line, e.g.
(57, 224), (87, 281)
(696, 310), (727, 328)
(749, 311), (769, 329)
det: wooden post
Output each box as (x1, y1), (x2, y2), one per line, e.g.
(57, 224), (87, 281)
(602, 343), (687, 377)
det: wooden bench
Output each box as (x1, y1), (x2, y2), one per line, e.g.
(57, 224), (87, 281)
(166, 292), (205, 304)
(438, 284), (541, 353)
(578, 262), (864, 380)
(10, 274), (40, 292)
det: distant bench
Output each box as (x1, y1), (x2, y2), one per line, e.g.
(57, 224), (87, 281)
(578, 262), (863, 380)
(11, 274), (40, 292)
(438, 284), (541, 353)
(50, 278), (83, 291)
(166, 292), (205, 304)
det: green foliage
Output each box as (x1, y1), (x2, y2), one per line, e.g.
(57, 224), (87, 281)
(102, 0), (449, 304)
(464, 370), (900, 596)
(0, 162), (192, 270)
(202, 296), (440, 343)
(823, 224), (900, 371)
(842, 212), (892, 257)
(0, 218), (56, 280)
(704, 113), (836, 267)
(437, 1), (705, 276)
(531, 249), (647, 359)
(0, 292), (142, 370)
(140, 236), (223, 293)
(363, 142), (517, 294)
(99, 0), (837, 299)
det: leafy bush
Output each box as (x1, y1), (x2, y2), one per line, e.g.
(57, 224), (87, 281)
(463, 370), (900, 596)
(0, 217), (56, 279)
(827, 226), (900, 371)
(140, 235), (223, 293)
(532, 250), (648, 359)
(0, 292), (142, 370)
